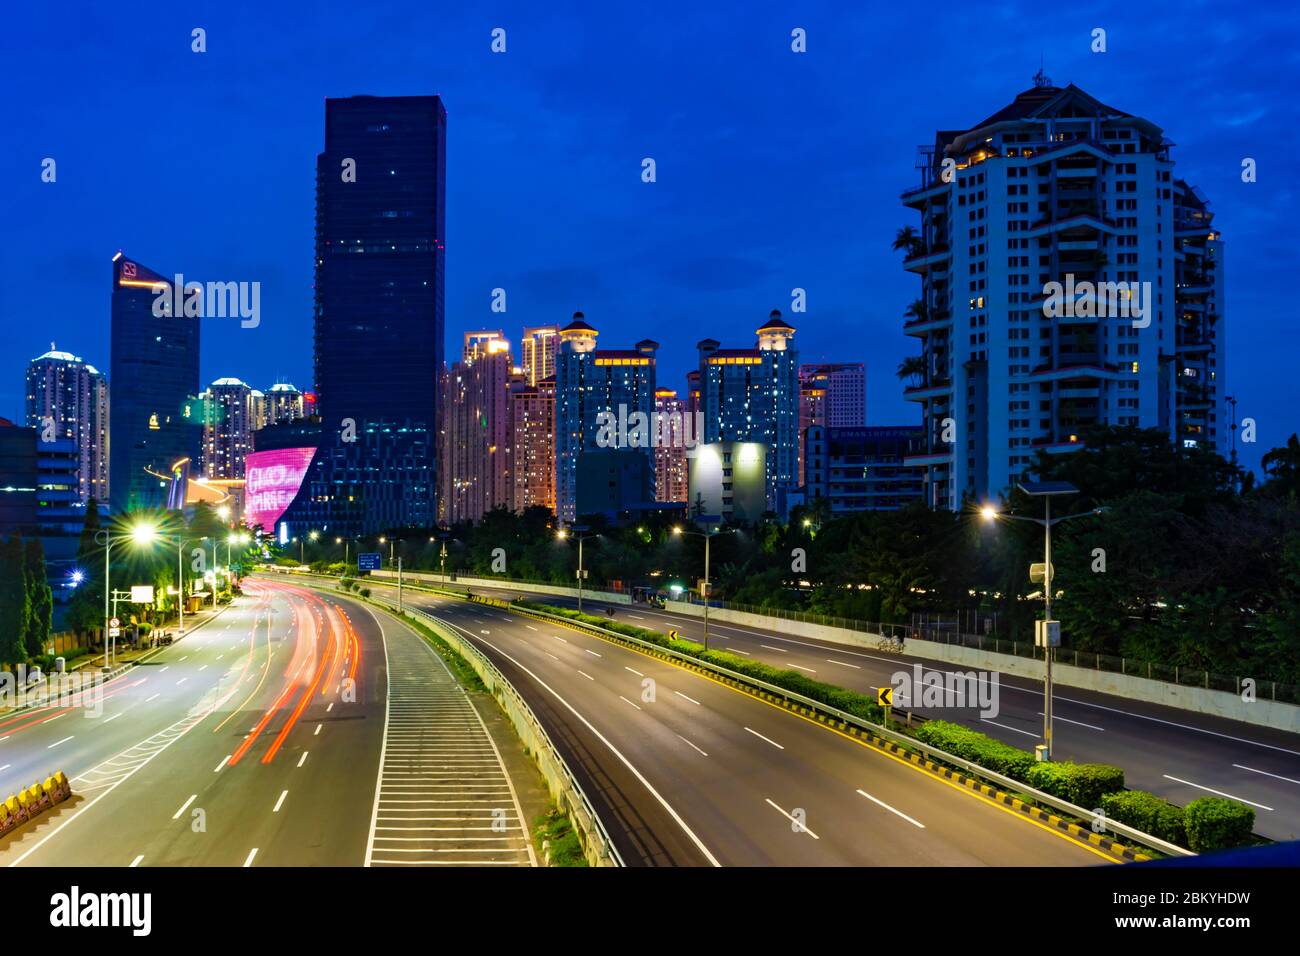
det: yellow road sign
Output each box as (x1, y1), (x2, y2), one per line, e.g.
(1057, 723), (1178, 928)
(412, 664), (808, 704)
(877, 686), (893, 707)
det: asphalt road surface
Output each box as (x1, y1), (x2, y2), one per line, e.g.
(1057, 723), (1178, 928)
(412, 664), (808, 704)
(367, 573), (1300, 844)
(372, 581), (1124, 866)
(1, 579), (533, 867)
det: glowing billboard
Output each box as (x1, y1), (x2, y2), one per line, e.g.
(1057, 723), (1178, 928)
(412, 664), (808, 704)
(244, 447), (316, 533)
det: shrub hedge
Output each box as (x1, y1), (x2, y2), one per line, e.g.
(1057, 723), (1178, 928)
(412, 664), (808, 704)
(1101, 790), (1186, 846)
(913, 720), (1037, 779)
(1025, 761), (1125, 810)
(1184, 797), (1255, 853)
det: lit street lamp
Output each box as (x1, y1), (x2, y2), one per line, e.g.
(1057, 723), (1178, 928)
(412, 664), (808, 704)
(672, 525), (735, 650)
(556, 527), (600, 613)
(94, 521), (159, 669)
(981, 480), (1106, 760)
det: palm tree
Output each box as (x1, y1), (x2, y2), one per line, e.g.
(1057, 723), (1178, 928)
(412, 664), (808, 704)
(903, 299), (929, 324)
(896, 355), (927, 385)
(892, 226), (924, 258)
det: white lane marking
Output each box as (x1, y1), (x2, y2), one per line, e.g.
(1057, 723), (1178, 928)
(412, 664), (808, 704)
(676, 734), (708, 756)
(215, 654), (224, 661)
(480, 630), (491, 635)
(628, 615), (645, 620)
(727, 648), (751, 656)
(759, 645), (788, 653)
(198, 665), (208, 672)
(145, 694), (160, 703)
(1162, 775), (1274, 810)
(444, 619), (720, 866)
(298, 752), (308, 768)
(552, 635), (568, 644)
(214, 755), (231, 773)
(0, 765), (8, 772)
(619, 696), (642, 711)
(788, 664), (817, 674)
(104, 713), (122, 724)
(625, 666), (644, 677)
(159, 666), (169, 673)
(314, 723), (323, 736)
(327, 702), (335, 712)
(982, 718), (1039, 738)
(765, 798), (819, 838)
(577, 670), (595, 681)
(1233, 764), (1300, 786)
(176, 678), (187, 686)
(179, 656), (188, 662)
(674, 691), (701, 706)
(243, 848), (259, 867)
(1038, 712), (1104, 731)
(273, 790), (289, 813)
(48, 736), (74, 749)
(172, 795), (198, 820)
(744, 727), (784, 750)
(129, 855), (144, 868)
(584, 649), (602, 658)
(545, 652), (560, 661)
(525, 625), (538, 632)
(827, 659), (860, 669)
(857, 789), (926, 828)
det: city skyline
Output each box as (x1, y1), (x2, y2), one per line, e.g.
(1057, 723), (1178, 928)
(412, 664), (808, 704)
(6, 3), (1296, 478)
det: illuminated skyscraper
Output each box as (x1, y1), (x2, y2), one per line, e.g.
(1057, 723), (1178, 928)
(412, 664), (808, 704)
(263, 382), (307, 426)
(553, 313), (658, 523)
(521, 326), (560, 386)
(109, 252), (200, 513)
(508, 376), (556, 514)
(438, 333), (513, 524)
(25, 345), (109, 507)
(197, 377), (259, 480)
(697, 309), (799, 514)
(653, 388), (688, 503)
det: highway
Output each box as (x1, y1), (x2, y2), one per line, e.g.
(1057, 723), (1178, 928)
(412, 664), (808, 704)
(374, 573), (1300, 843)
(368, 580), (1126, 865)
(0, 579), (534, 867)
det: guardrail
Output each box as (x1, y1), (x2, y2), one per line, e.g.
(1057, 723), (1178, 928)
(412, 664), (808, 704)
(292, 578), (623, 867)
(478, 596), (1193, 860)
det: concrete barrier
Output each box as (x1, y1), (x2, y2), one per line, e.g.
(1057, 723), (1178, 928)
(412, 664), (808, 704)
(370, 569), (632, 605)
(665, 600), (1300, 733)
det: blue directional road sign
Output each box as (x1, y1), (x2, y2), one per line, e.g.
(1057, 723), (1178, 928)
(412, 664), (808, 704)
(357, 553), (382, 571)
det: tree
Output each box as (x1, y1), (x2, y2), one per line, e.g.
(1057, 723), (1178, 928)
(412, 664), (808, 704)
(0, 537), (30, 665)
(22, 537), (52, 658)
(1260, 434), (1300, 501)
(67, 499), (104, 637)
(892, 225), (924, 258)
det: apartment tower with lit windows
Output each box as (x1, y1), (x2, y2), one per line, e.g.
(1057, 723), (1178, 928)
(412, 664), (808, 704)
(898, 77), (1226, 509)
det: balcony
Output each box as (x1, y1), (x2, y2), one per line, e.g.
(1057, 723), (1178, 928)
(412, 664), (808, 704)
(903, 245), (951, 274)
(904, 378), (953, 401)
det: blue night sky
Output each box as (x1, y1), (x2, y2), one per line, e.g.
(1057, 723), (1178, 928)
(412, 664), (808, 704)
(3, 0), (1297, 474)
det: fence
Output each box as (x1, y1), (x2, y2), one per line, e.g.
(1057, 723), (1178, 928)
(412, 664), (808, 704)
(700, 598), (1300, 706)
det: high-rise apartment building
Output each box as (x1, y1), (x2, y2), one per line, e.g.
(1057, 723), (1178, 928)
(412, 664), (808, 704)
(553, 313), (658, 523)
(437, 333), (513, 524)
(109, 252), (200, 513)
(25, 345), (109, 507)
(804, 425), (925, 514)
(653, 389), (689, 503)
(508, 376), (556, 514)
(263, 382), (307, 426)
(521, 326), (560, 386)
(697, 310), (799, 514)
(197, 377), (259, 479)
(899, 78), (1226, 509)
(797, 362), (865, 486)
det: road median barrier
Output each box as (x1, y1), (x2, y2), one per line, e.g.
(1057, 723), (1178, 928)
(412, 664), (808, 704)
(0, 771), (72, 838)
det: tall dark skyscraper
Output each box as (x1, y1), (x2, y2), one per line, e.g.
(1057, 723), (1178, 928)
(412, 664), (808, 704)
(314, 95), (446, 432)
(109, 252), (201, 513)
(273, 95), (446, 536)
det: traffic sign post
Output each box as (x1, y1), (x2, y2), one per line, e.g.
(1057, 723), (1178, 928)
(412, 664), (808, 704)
(357, 553), (382, 572)
(877, 686), (893, 729)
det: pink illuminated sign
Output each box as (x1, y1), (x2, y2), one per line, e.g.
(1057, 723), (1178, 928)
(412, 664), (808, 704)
(244, 447), (316, 532)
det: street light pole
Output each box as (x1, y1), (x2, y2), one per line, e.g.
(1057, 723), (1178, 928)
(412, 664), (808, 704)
(577, 536), (584, 614)
(440, 543), (447, 584)
(703, 532), (711, 650)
